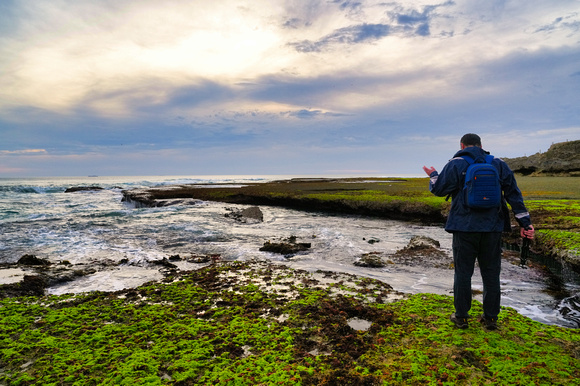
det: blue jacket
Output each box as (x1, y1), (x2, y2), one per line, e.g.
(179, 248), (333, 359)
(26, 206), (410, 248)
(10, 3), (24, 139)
(428, 146), (532, 233)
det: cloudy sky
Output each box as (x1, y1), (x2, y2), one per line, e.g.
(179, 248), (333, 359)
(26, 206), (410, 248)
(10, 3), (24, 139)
(1, 0), (579, 177)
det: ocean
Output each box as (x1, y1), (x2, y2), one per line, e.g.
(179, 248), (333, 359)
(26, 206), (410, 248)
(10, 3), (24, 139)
(1, 175), (579, 328)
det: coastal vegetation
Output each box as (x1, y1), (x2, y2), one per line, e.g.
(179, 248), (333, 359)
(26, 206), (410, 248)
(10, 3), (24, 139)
(2, 261), (579, 385)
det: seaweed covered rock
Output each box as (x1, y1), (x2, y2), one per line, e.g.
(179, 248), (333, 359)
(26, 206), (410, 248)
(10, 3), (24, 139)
(17, 254), (51, 266)
(406, 235), (441, 249)
(389, 236), (450, 268)
(354, 252), (387, 268)
(260, 236), (311, 257)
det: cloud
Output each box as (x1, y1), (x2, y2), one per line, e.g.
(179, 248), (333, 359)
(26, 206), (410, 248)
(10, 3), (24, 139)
(534, 13), (580, 35)
(287, 0), (458, 52)
(386, 0), (455, 37)
(0, 149), (47, 155)
(288, 23), (390, 52)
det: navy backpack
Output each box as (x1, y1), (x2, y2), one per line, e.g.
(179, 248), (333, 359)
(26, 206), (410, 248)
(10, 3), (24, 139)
(462, 154), (502, 209)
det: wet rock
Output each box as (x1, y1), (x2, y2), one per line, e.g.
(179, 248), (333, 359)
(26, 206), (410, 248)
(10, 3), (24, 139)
(187, 254), (221, 263)
(363, 237), (381, 244)
(260, 239), (311, 257)
(388, 235), (450, 268)
(225, 206), (264, 223)
(121, 186), (201, 207)
(0, 275), (47, 298)
(17, 254), (51, 266)
(150, 258), (178, 269)
(42, 267), (97, 286)
(65, 186), (104, 193)
(354, 252), (387, 268)
(154, 198), (203, 207)
(406, 235), (440, 250)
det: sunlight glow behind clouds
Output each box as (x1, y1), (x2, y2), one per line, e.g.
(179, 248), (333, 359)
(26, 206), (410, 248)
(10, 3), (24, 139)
(0, 0), (578, 176)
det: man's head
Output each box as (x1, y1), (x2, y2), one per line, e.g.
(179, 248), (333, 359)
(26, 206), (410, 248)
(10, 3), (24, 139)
(460, 133), (482, 149)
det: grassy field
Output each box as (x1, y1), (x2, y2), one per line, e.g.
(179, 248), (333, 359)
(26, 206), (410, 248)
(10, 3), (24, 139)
(513, 176), (580, 265)
(515, 176), (580, 200)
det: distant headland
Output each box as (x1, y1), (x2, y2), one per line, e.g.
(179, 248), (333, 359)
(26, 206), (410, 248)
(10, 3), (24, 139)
(503, 139), (580, 176)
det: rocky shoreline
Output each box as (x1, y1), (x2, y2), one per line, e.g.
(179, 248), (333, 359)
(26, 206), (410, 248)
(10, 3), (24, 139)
(0, 231), (449, 299)
(3, 175), (577, 298)
(119, 177), (580, 273)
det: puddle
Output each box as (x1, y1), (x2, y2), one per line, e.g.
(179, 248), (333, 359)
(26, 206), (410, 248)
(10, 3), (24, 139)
(347, 317), (372, 331)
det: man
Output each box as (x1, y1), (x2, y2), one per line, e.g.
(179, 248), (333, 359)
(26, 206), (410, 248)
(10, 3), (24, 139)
(423, 133), (534, 330)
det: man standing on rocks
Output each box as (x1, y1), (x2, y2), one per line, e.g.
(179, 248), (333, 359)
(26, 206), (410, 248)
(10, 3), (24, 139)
(422, 133), (535, 330)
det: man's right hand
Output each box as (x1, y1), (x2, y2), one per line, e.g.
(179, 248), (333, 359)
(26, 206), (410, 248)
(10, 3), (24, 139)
(423, 166), (437, 176)
(521, 225), (535, 239)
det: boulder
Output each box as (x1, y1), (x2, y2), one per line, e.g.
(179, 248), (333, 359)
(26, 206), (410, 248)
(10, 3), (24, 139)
(225, 206), (264, 223)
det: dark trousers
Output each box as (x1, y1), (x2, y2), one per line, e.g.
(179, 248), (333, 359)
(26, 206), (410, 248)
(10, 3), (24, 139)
(452, 232), (503, 319)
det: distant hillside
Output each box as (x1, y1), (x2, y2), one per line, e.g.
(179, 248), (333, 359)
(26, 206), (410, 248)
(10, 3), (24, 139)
(502, 139), (580, 176)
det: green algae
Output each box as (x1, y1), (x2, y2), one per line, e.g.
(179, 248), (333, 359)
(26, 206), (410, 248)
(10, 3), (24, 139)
(303, 190), (446, 209)
(1, 262), (578, 385)
(536, 230), (580, 256)
(518, 199), (580, 260)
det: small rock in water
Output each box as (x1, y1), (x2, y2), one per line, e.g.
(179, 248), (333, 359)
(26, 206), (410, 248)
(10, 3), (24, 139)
(363, 237), (381, 244)
(64, 186), (104, 193)
(150, 258), (177, 269)
(354, 252), (386, 268)
(259, 236), (311, 257)
(388, 235), (450, 268)
(17, 254), (51, 266)
(406, 235), (440, 249)
(225, 206), (264, 223)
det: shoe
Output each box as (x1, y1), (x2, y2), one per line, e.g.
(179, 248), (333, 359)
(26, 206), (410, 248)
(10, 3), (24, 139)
(480, 315), (498, 330)
(450, 313), (469, 329)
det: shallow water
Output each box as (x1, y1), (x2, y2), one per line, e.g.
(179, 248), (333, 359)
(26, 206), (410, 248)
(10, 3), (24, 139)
(1, 175), (579, 328)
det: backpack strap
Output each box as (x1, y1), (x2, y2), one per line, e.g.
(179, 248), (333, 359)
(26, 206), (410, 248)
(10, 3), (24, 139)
(445, 156), (473, 201)
(461, 155), (475, 165)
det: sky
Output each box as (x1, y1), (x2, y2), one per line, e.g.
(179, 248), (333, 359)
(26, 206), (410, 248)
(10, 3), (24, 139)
(0, 0), (579, 177)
